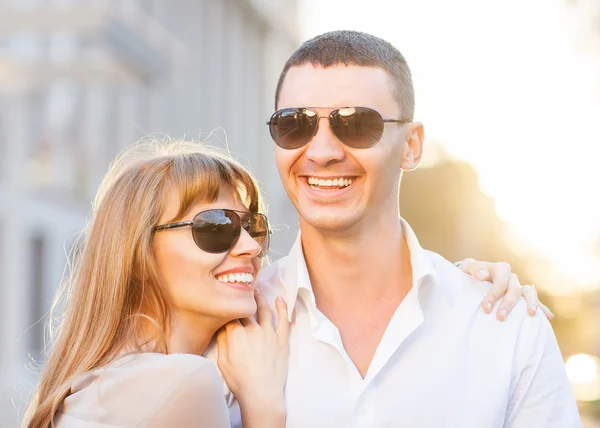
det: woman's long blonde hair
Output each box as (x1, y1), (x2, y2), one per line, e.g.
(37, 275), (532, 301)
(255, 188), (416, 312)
(23, 138), (263, 428)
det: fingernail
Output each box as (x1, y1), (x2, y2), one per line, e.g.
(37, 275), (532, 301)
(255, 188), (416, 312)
(484, 301), (493, 312)
(477, 269), (489, 280)
(254, 288), (261, 294)
(499, 308), (507, 320)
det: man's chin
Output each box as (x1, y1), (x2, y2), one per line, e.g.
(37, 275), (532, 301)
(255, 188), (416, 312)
(299, 209), (361, 235)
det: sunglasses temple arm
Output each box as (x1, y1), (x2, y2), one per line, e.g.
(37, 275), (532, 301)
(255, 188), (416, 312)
(154, 220), (194, 231)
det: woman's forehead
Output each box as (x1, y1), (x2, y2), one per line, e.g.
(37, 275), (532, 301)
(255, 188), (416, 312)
(164, 184), (249, 221)
(191, 187), (247, 212)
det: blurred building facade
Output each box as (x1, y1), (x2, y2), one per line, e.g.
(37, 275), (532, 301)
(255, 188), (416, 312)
(0, 0), (300, 424)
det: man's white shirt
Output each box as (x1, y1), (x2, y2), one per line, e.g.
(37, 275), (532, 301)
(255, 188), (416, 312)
(206, 219), (580, 428)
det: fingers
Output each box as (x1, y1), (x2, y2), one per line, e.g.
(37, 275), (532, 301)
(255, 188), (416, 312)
(480, 264), (511, 314)
(225, 319), (243, 333)
(521, 285), (555, 321)
(495, 273), (522, 321)
(224, 319), (245, 342)
(275, 296), (290, 342)
(488, 262), (512, 289)
(457, 258), (491, 282)
(255, 291), (273, 328)
(460, 259), (516, 314)
(461, 259), (556, 322)
(521, 284), (538, 316)
(240, 317), (258, 327)
(216, 327), (229, 363)
(539, 302), (555, 320)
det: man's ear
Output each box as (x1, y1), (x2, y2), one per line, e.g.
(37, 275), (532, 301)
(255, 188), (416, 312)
(400, 122), (424, 171)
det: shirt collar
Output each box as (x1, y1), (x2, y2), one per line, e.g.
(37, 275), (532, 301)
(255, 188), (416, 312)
(281, 233), (314, 321)
(400, 218), (441, 295)
(281, 218), (443, 317)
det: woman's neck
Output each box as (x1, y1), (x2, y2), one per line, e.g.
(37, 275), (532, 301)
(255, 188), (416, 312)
(166, 311), (221, 355)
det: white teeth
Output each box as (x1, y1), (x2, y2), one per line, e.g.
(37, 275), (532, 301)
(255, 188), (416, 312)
(307, 177), (354, 188)
(216, 272), (254, 284)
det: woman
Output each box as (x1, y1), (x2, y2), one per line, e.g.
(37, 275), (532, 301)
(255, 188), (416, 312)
(24, 138), (546, 427)
(24, 140), (288, 427)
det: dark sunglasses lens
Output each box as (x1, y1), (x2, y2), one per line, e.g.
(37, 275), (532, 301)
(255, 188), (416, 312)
(330, 107), (384, 148)
(192, 210), (240, 253)
(269, 108), (317, 149)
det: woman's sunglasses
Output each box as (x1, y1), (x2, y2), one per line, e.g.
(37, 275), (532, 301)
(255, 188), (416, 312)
(154, 209), (271, 257)
(266, 106), (411, 150)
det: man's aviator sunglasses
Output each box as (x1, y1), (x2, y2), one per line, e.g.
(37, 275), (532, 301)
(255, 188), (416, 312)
(154, 209), (271, 258)
(266, 106), (411, 149)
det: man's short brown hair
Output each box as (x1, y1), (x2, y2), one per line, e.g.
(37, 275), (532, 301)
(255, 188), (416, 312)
(275, 30), (415, 120)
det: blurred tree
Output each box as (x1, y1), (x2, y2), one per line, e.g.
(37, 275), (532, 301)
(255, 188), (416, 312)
(400, 157), (526, 278)
(400, 156), (585, 356)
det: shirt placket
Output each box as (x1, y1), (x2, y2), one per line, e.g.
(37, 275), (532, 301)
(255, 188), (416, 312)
(353, 386), (376, 428)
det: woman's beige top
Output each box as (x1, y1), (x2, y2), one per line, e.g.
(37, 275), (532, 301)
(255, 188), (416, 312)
(54, 353), (230, 428)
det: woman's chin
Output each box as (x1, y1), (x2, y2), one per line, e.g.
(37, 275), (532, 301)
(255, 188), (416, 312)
(220, 300), (258, 323)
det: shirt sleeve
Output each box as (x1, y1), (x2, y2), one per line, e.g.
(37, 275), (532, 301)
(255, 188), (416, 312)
(504, 314), (581, 428)
(142, 360), (231, 428)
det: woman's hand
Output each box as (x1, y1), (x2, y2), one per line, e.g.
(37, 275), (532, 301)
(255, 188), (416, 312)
(216, 292), (289, 428)
(456, 258), (554, 321)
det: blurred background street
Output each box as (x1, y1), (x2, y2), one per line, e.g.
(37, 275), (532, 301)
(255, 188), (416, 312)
(1, 0), (599, 426)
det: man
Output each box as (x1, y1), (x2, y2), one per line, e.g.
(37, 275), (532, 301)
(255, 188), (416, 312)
(216, 31), (577, 427)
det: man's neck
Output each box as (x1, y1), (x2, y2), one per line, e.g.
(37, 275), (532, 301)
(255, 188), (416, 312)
(300, 215), (413, 310)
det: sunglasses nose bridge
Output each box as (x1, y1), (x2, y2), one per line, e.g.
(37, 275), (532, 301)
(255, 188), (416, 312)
(313, 114), (329, 128)
(310, 112), (343, 140)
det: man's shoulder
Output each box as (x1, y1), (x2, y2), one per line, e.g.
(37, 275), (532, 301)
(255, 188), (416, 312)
(424, 249), (490, 301)
(424, 249), (538, 330)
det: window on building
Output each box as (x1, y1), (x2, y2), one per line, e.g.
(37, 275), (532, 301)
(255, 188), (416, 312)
(29, 232), (46, 356)
(0, 100), (6, 180)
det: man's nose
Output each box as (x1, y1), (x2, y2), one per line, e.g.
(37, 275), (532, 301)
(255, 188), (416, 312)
(304, 116), (346, 166)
